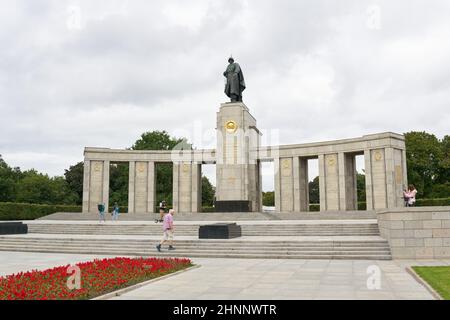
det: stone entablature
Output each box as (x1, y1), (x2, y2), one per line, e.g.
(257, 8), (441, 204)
(378, 207), (450, 259)
(254, 132), (405, 160)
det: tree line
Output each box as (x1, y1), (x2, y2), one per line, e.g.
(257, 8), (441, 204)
(0, 131), (448, 207)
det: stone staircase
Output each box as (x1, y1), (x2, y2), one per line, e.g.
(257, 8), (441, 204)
(0, 236), (392, 260)
(0, 219), (392, 260)
(26, 222), (381, 237)
(37, 211), (377, 221)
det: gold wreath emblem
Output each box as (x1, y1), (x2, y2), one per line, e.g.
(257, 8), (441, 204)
(328, 156), (336, 166)
(374, 151), (383, 161)
(225, 120), (238, 133)
(94, 163), (101, 172)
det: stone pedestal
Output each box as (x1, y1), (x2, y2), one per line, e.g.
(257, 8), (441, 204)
(0, 222), (28, 235)
(199, 223), (242, 239)
(215, 102), (261, 212)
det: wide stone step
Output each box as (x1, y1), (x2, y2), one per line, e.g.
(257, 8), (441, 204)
(0, 237), (389, 246)
(0, 246), (391, 260)
(0, 241), (389, 251)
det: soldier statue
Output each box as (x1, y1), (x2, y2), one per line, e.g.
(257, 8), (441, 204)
(223, 57), (246, 102)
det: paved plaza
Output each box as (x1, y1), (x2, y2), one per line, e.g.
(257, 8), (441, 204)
(1, 251), (446, 300)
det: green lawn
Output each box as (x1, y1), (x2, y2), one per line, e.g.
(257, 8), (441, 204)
(412, 266), (450, 300)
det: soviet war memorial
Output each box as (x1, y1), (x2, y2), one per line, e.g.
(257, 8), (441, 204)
(0, 1), (449, 312)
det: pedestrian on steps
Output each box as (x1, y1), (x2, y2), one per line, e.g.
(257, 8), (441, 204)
(156, 209), (175, 252)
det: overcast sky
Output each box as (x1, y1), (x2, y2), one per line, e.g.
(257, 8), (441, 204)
(1, 0), (449, 190)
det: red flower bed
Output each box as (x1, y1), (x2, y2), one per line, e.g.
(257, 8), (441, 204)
(0, 257), (192, 300)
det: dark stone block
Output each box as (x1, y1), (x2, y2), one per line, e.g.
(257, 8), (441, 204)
(215, 200), (252, 212)
(0, 222), (28, 235)
(199, 223), (242, 239)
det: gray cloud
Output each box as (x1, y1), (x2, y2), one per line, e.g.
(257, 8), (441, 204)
(1, 0), (449, 190)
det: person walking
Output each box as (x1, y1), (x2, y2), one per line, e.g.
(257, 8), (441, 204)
(155, 200), (167, 223)
(112, 202), (120, 221)
(98, 202), (106, 222)
(156, 209), (175, 252)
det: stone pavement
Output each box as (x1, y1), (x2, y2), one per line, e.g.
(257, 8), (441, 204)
(0, 251), (445, 300)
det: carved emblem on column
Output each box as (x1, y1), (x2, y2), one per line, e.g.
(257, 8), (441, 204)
(327, 156), (336, 166)
(374, 151), (383, 161)
(94, 163), (101, 172)
(182, 163), (190, 173)
(137, 163), (145, 173)
(281, 159), (291, 176)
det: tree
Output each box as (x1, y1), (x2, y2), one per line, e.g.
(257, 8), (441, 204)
(357, 173), (366, 202)
(201, 176), (215, 206)
(0, 155), (20, 202)
(404, 131), (443, 198)
(109, 163), (129, 207)
(64, 162), (84, 205)
(262, 191), (274, 206)
(308, 176), (319, 204)
(131, 131), (186, 151)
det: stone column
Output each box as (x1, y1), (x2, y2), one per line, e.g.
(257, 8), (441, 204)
(370, 149), (388, 209)
(338, 153), (357, 210)
(215, 102), (260, 212)
(82, 160), (90, 213)
(364, 149), (374, 210)
(279, 157), (294, 212)
(298, 157), (309, 211)
(402, 149), (408, 190)
(173, 162), (201, 213)
(318, 154), (326, 211)
(128, 161), (136, 213)
(191, 163), (201, 213)
(392, 148), (406, 208)
(102, 160), (110, 212)
(274, 157), (281, 212)
(88, 161), (104, 213)
(293, 157), (301, 212)
(147, 161), (156, 214)
(319, 154), (340, 211)
(134, 161), (148, 213)
(385, 147), (396, 209)
(172, 162), (180, 213)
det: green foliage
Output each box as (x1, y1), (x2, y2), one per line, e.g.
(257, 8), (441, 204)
(412, 266), (450, 300)
(0, 156), (22, 202)
(405, 131), (449, 198)
(0, 202), (81, 220)
(131, 130), (186, 151)
(415, 197), (450, 207)
(308, 176), (319, 204)
(64, 162), (84, 205)
(109, 163), (129, 207)
(262, 191), (274, 206)
(356, 173), (366, 202)
(201, 206), (215, 213)
(201, 176), (215, 206)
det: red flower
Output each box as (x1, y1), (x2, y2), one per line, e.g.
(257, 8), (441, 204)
(0, 257), (192, 300)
